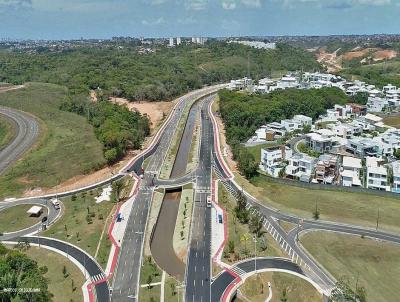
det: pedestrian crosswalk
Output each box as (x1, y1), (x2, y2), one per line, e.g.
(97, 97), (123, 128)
(91, 273), (106, 283)
(230, 266), (246, 276)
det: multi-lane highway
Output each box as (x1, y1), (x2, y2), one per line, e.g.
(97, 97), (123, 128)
(2, 84), (400, 302)
(185, 97), (214, 302)
(0, 106), (39, 175)
(111, 87), (221, 302)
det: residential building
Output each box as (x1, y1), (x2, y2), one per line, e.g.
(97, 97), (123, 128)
(281, 119), (301, 132)
(285, 153), (317, 182)
(391, 161), (400, 194)
(259, 146), (292, 177)
(341, 156), (362, 187)
(305, 131), (334, 153)
(293, 114), (312, 127)
(366, 157), (390, 191)
(277, 75), (299, 89)
(367, 96), (389, 112)
(346, 137), (379, 157)
(314, 154), (338, 184)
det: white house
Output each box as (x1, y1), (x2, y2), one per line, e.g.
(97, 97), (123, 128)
(277, 75), (299, 89)
(341, 156), (362, 187)
(366, 157), (390, 191)
(259, 146), (293, 177)
(293, 115), (312, 127)
(281, 119), (302, 132)
(285, 153), (317, 182)
(391, 161), (400, 194)
(367, 97), (389, 112)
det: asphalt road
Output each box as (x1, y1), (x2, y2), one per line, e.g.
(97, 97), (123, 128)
(21, 236), (110, 302)
(0, 198), (60, 241)
(0, 106), (39, 175)
(111, 87), (221, 302)
(211, 258), (304, 302)
(185, 96), (215, 302)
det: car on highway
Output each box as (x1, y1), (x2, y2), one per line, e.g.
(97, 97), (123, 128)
(51, 198), (60, 210)
(206, 196), (212, 208)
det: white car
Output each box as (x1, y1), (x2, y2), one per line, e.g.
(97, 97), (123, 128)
(206, 196), (212, 208)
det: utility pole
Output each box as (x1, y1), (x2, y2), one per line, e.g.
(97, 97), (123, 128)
(376, 208), (380, 231)
(253, 235), (257, 273)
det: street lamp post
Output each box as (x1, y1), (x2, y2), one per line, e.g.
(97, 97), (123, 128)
(253, 235), (257, 273)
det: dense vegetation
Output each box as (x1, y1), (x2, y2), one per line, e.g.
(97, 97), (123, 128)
(0, 243), (52, 302)
(218, 87), (349, 177)
(219, 87), (349, 144)
(60, 96), (150, 163)
(0, 42), (321, 102)
(340, 60), (400, 88)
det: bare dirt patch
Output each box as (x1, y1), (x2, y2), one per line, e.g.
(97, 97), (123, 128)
(373, 49), (397, 61)
(110, 97), (177, 133)
(342, 48), (374, 60)
(0, 85), (25, 93)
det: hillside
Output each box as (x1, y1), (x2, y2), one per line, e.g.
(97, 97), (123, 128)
(0, 42), (321, 102)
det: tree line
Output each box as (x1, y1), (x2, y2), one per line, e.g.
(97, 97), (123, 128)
(60, 95), (150, 164)
(0, 42), (321, 102)
(0, 243), (52, 302)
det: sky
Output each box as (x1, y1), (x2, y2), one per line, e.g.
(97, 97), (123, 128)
(0, 0), (399, 39)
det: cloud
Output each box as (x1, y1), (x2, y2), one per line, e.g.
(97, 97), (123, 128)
(241, 0), (262, 8)
(0, 0), (32, 11)
(141, 17), (165, 26)
(147, 0), (167, 5)
(282, 0), (393, 9)
(185, 0), (208, 10)
(222, 0), (237, 9)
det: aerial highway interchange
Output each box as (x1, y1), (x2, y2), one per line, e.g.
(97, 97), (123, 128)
(1, 85), (400, 302)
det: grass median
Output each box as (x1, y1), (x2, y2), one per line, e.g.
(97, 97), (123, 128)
(0, 82), (105, 198)
(301, 231), (400, 302)
(22, 245), (85, 302)
(42, 188), (115, 259)
(218, 182), (284, 264)
(0, 204), (48, 234)
(238, 271), (322, 302)
(234, 173), (400, 234)
(0, 115), (16, 150)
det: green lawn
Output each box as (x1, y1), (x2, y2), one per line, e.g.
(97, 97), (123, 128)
(245, 143), (277, 163)
(138, 256), (163, 302)
(0, 204), (48, 233)
(219, 182), (284, 263)
(164, 275), (182, 302)
(0, 115), (16, 150)
(235, 173), (400, 234)
(238, 272), (322, 302)
(301, 231), (400, 302)
(23, 246), (85, 302)
(43, 189), (114, 257)
(0, 82), (105, 198)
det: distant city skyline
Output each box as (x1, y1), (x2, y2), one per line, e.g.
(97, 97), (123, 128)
(0, 0), (399, 39)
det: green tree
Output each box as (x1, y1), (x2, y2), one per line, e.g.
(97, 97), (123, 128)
(112, 179), (125, 202)
(249, 213), (263, 237)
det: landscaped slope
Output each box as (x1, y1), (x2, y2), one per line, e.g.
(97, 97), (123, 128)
(0, 83), (105, 197)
